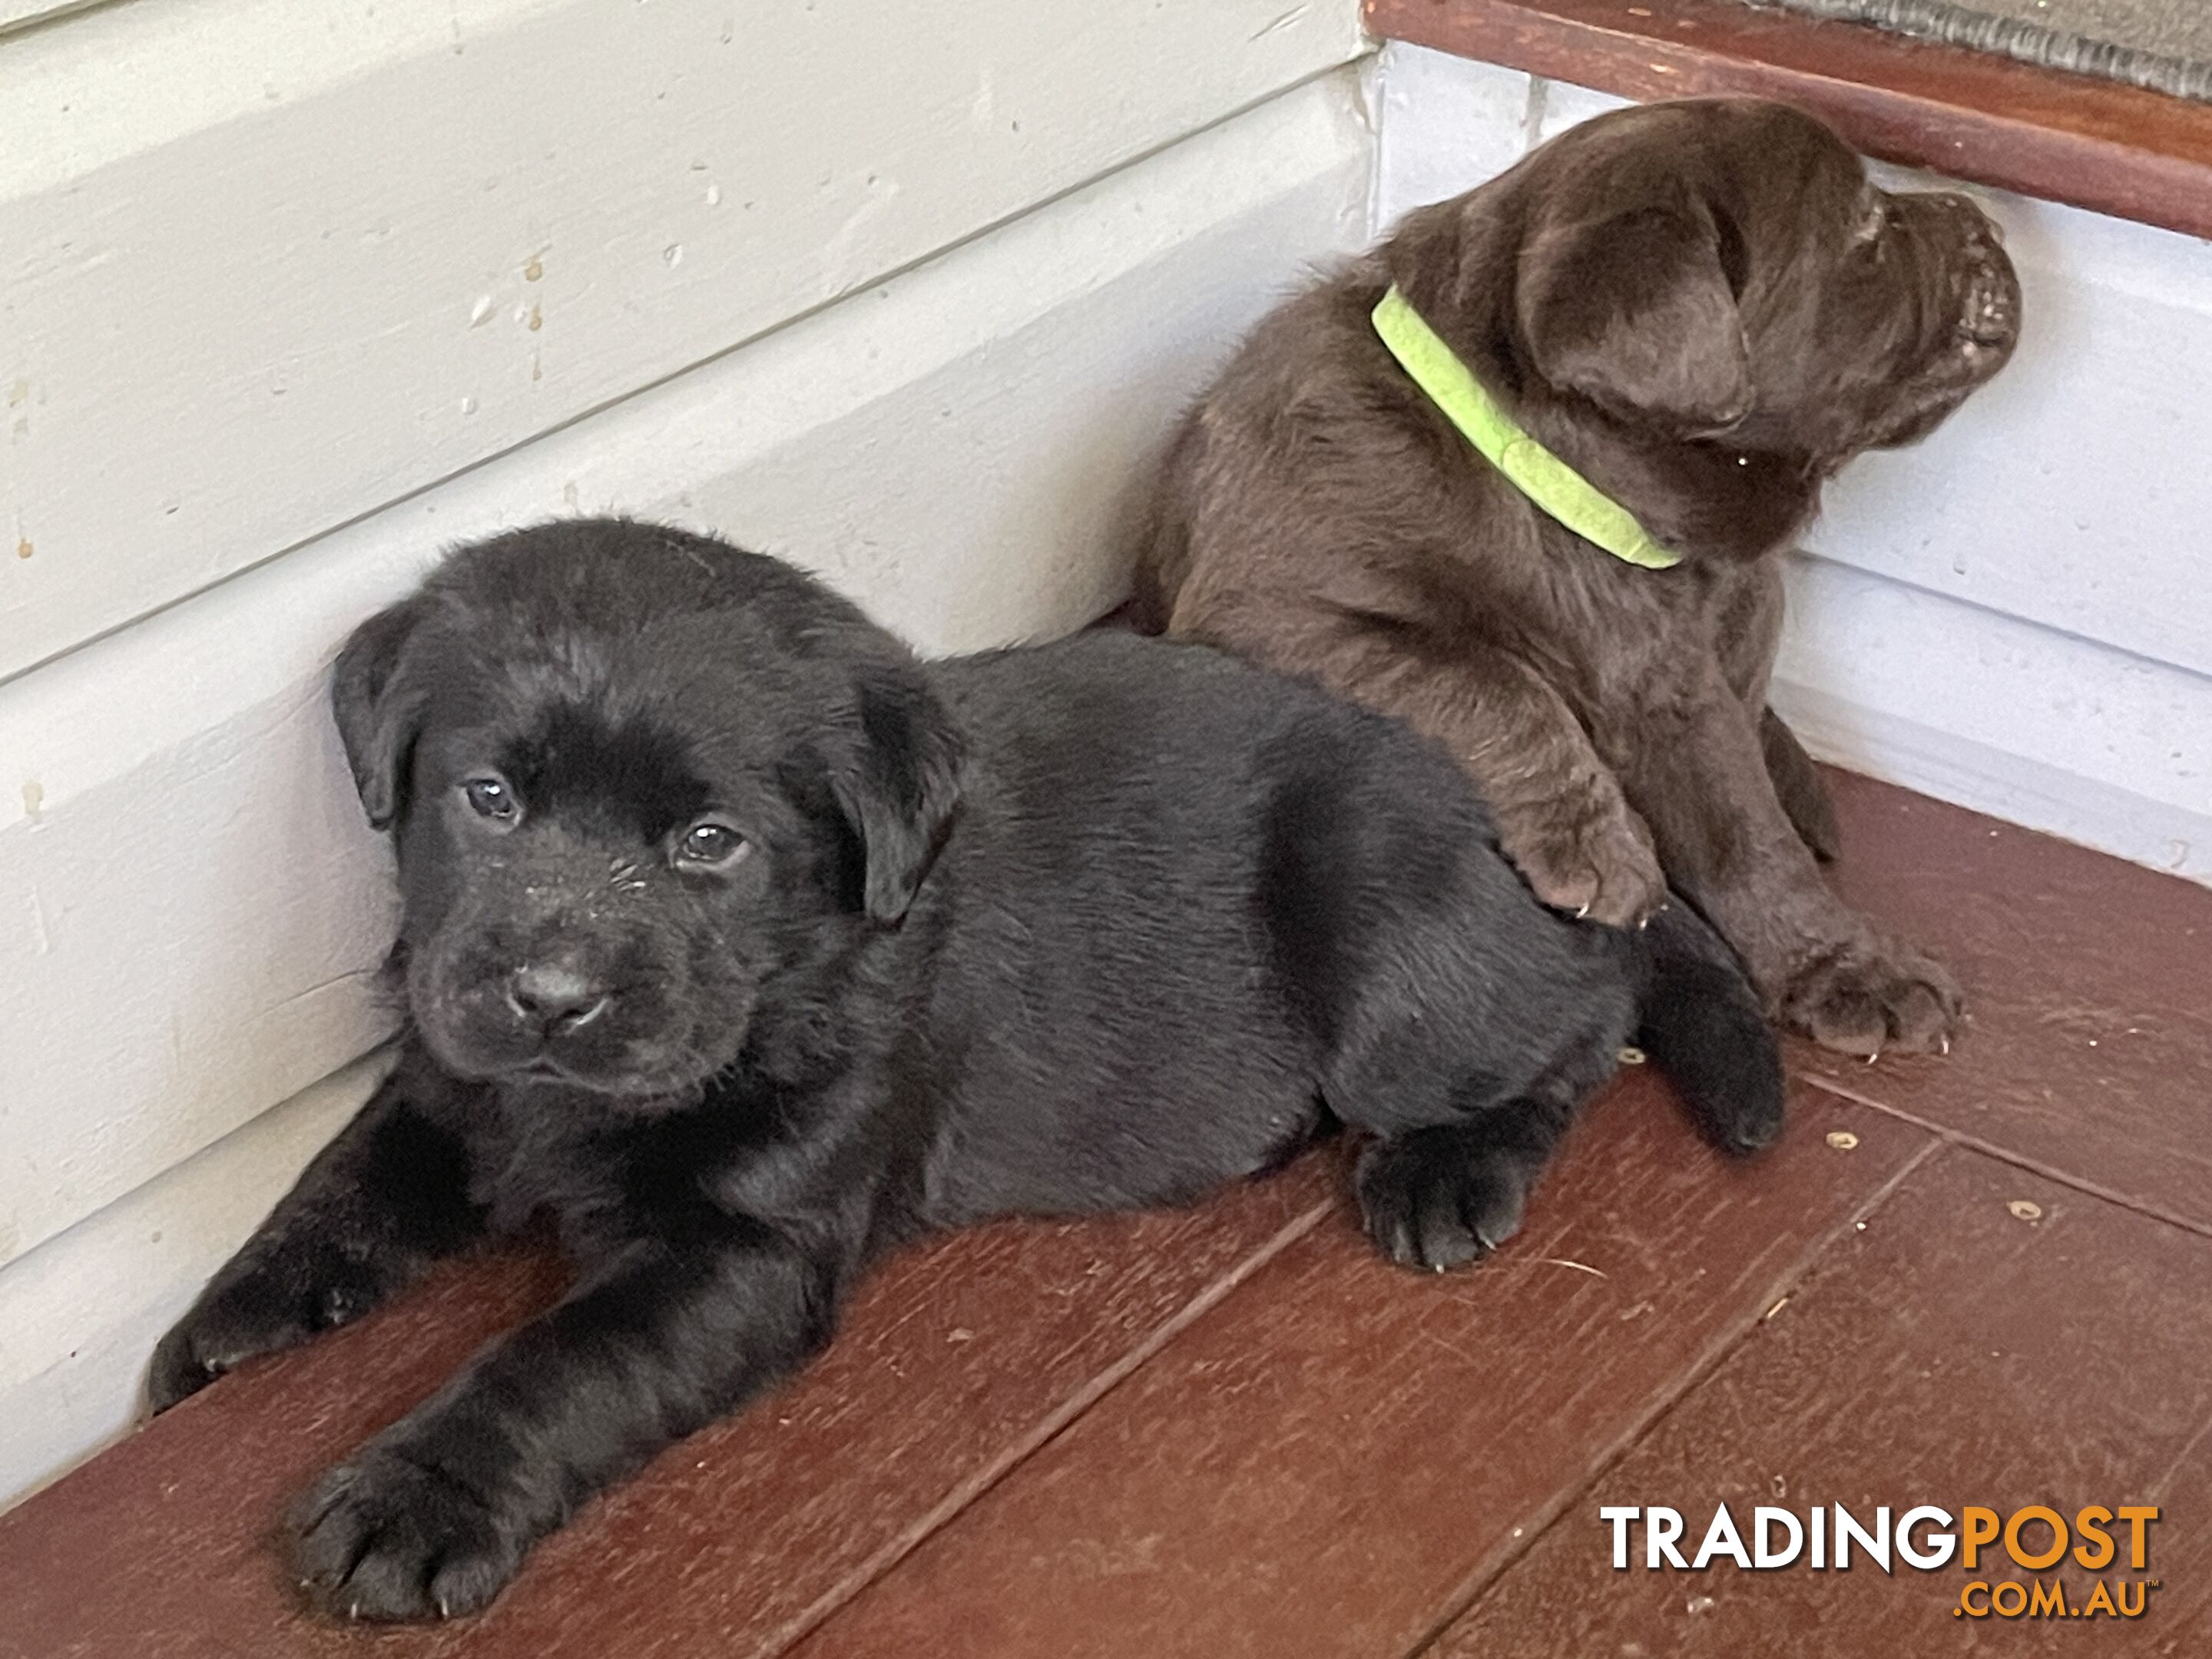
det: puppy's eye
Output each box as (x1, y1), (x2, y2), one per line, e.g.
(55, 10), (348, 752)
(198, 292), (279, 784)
(675, 820), (748, 868)
(462, 777), (519, 823)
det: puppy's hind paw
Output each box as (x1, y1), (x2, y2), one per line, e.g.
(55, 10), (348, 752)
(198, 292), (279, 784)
(1355, 1125), (1531, 1273)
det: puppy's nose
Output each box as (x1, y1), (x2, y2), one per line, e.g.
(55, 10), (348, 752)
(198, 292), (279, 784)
(506, 962), (611, 1035)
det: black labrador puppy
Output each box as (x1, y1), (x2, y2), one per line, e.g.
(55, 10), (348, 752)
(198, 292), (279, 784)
(151, 518), (1783, 1620)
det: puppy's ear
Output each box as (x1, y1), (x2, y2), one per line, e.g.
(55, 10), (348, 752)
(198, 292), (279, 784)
(831, 664), (965, 925)
(1517, 201), (1751, 435)
(330, 594), (432, 831)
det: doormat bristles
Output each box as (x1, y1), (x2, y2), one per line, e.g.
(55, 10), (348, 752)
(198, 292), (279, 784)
(1744, 1), (2212, 103)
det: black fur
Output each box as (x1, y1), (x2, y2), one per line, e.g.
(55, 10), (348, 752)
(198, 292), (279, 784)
(148, 519), (1783, 1620)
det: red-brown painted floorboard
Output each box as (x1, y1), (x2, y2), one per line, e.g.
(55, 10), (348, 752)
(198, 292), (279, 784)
(5, 769), (2205, 1657)
(1366, 0), (2212, 241)
(1795, 772), (2212, 1231)
(1433, 1146), (2212, 1656)
(785, 1082), (1929, 1659)
(0, 1164), (1331, 1659)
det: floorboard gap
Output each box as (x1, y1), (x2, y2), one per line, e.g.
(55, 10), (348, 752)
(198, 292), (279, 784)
(1799, 1072), (2212, 1241)
(1391, 1136), (1945, 1659)
(762, 1195), (1336, 1655)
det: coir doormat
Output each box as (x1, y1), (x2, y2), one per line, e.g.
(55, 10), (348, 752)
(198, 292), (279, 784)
(1746, 1), (2212, 102)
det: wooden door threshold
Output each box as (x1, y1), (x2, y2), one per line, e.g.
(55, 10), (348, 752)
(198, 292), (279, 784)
(1366, 0), (2212, 238)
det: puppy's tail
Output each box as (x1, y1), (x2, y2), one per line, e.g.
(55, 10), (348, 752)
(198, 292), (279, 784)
(1632, 900), (1786, 1154)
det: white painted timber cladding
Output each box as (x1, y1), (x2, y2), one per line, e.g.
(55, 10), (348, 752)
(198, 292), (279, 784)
(1374, 45), (2212, 885)
(0, 0), (1363, 680)
(0, 60), (1374, 1374)
(0, 1), (102, 31)
(0, 4), (88, 31)
(0, 1054), (382, 1511)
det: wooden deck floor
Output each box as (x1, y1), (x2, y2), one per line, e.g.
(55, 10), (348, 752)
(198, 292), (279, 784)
(3, 771), (2207, 1657)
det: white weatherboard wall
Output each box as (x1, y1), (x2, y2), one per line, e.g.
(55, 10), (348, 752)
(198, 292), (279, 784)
(0, 0), (1373, 1501)
(0, 2), (94, 31)
(1376, 44), (2212, 886)
(0, 0), (1359, 679)
(0, 1057), (383, 1511)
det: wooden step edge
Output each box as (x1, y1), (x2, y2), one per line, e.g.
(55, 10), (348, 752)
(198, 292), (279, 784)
(1365, 0), (2212, 239)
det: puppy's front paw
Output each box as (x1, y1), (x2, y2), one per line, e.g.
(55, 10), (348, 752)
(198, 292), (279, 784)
(1505, 796), (1666, 928)
(149, 1250), (398, 1413)
(1783, 938), (1961, 1058)
(1356, 1126), (1530, 1273)
(291, 1446), (525, 1621)
(148, 1309), (278, 1416)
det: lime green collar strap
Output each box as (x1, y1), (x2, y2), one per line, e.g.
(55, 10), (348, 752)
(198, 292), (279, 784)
(1371, 285), (1682, 571)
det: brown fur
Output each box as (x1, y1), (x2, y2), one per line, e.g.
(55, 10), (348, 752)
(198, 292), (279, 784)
(1133, 98), (2020, 1056)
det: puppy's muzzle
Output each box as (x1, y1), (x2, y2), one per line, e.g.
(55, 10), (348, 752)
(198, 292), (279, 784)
(1919, 192), (2019, 355)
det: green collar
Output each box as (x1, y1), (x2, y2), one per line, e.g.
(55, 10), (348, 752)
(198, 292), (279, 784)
(1371, 285), (1682, 571)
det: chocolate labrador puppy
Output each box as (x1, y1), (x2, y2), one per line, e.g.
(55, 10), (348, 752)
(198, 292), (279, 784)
(1134, 98), (2021, 1056)
(149, 520), (1781, 1620)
